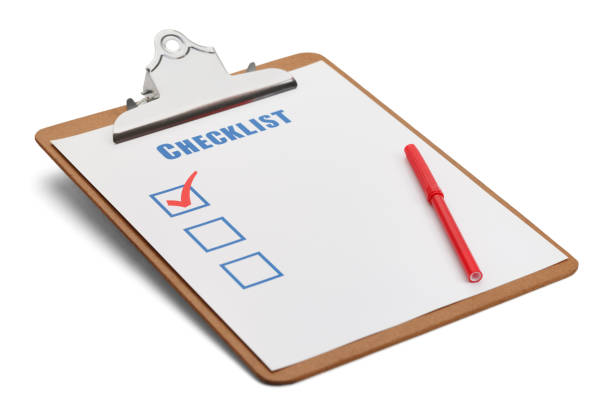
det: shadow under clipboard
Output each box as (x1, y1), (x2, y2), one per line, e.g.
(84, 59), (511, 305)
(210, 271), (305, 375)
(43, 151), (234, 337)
(41, 173), (257, 380)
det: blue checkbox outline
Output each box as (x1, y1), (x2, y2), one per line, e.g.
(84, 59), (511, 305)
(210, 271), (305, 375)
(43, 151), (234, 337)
(184, 217), (246, 253)
(149, 185), (210, 217)
(220, 252), (283, 289)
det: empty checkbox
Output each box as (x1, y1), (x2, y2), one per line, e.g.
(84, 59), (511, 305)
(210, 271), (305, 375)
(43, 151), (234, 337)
(184, 217), (245, 252)
(220, 252), (283, 289)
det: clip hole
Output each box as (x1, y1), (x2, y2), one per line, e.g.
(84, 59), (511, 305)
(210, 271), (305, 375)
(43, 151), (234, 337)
(162, 35), (183, 54)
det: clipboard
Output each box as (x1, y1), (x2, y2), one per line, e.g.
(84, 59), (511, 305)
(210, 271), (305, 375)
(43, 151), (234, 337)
(36, 31), (578, 384)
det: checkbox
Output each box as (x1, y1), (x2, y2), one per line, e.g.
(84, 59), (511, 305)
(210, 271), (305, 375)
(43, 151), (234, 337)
(150, 185), (209, 217)
(220, 252), (283, 289)
(185, 217), (246, 252)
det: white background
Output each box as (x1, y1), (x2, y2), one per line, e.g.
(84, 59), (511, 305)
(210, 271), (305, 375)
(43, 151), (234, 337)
(1, 1), (610, 414)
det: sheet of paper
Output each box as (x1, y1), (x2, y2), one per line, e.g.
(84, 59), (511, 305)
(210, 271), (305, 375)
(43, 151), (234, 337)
(53, 61), (567, 370)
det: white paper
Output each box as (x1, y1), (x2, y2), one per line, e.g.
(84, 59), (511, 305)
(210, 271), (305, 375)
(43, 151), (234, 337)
(53, 61), (567, 370)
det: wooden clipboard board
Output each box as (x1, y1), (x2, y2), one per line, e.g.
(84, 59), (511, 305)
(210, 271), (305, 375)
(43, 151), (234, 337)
(36, 52), (578, 384)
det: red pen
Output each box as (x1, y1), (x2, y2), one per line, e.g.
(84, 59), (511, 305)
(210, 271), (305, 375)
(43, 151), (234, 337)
(404, 144), (483, 283)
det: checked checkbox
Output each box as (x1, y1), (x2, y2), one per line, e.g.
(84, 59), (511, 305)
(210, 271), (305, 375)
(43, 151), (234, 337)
(150, 172), (209, 217)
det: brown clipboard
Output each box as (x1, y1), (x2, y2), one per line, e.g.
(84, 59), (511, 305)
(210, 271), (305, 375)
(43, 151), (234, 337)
(36, 52), (578, 384)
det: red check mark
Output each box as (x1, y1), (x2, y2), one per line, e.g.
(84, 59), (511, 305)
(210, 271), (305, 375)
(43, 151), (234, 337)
(166, 171), (198, 208)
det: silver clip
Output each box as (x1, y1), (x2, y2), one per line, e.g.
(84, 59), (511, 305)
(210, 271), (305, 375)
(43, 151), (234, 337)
(113, 30), (297, 143)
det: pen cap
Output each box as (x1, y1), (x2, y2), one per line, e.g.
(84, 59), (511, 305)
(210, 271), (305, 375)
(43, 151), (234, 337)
(404, 144), (444, 203)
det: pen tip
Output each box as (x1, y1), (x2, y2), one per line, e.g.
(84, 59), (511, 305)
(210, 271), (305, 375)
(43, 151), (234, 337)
(468, 272), (483, 283)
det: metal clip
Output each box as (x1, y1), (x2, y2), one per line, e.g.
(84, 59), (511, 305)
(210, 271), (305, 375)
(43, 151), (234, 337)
(113, 30), (297, 143)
